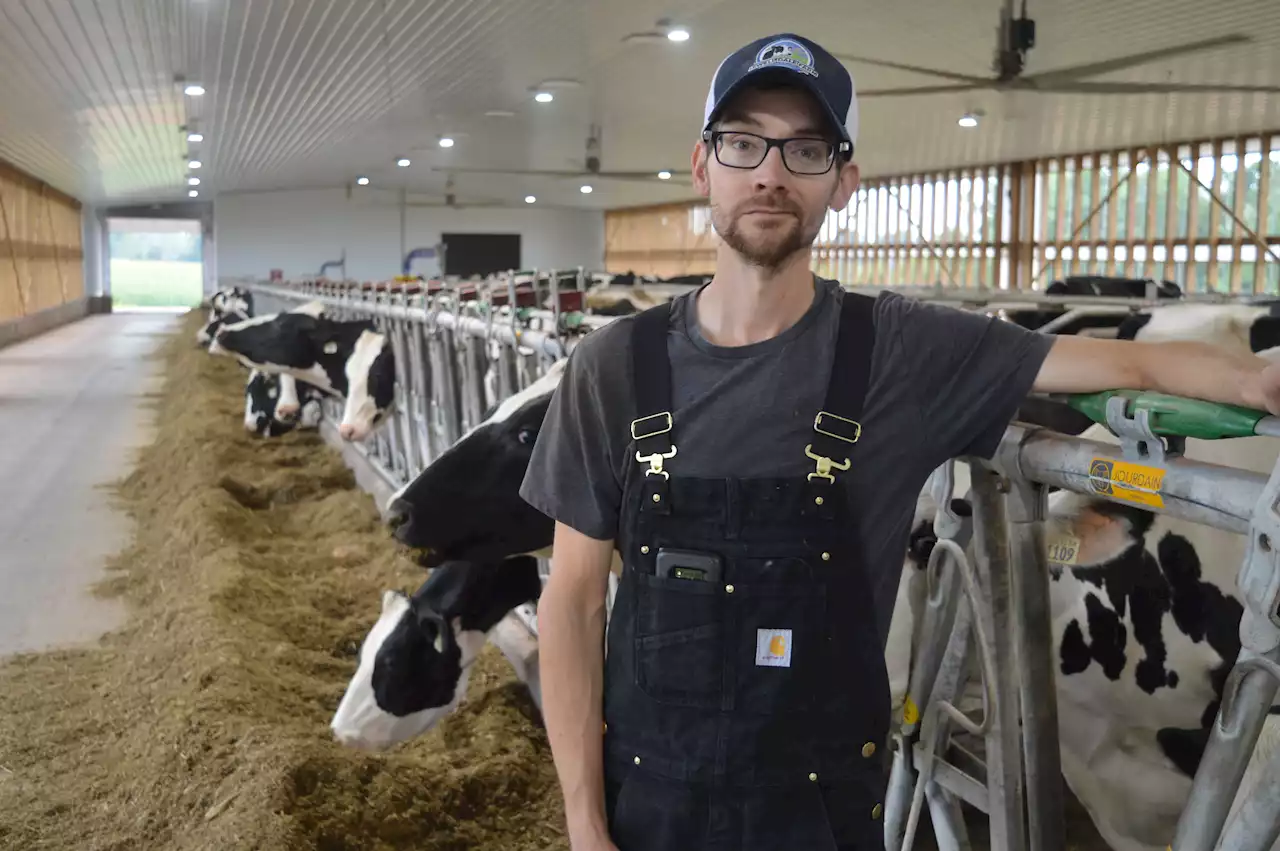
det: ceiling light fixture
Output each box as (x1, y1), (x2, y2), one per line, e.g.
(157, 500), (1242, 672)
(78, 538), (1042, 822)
(188, 177), (200, 186)
(525, 195), (536, 204)
(184, 84), (205, 96)
(397, 158), (411, 167)
(658, 170), (672, 180)
(356, 176), (370, 186)
(667, 28), (690, 42)
(188, 159), (202, 169)
(189, 190), (199, 197)
(958, 113), (979, 128)
(580, 185), (593, 194)
(534, 91), (553, 103)
(439, 137), (455, 148)
(187, 132), (204, 143)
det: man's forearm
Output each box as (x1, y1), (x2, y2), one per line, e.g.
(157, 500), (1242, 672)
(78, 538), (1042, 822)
(1035, 334), (1279, 413)
(537, 577), (611, 844)
(1134, 340), (1272, 410)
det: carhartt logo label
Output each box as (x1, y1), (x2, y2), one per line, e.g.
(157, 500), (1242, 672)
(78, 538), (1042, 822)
(756, 628), (793, 667)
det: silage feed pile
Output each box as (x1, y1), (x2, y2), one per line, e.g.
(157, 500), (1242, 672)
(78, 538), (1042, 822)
(0, 312), (568, 851)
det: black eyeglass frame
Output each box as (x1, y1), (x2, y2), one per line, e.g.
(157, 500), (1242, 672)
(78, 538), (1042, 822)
(701, 129), (854, 175)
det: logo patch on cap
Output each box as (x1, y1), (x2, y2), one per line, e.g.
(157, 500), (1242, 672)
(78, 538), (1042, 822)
(750, 39), (818, 78)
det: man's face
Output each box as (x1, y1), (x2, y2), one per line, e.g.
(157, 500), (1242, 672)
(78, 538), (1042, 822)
(692, 86), (860, 271)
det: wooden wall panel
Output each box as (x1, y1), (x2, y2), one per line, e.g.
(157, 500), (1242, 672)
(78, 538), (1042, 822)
(0, 160), (83, 322)
(604, 129), (1280, 292)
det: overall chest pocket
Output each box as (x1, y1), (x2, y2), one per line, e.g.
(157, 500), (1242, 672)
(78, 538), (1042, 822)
(633, 572), (724, 709)
(729, 568), (828, 713)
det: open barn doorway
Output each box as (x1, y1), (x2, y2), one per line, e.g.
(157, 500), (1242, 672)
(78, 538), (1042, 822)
(106, 217), (204, 311)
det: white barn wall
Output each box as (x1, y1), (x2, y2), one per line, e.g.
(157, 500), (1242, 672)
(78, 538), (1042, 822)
(214, 187), (605, 282)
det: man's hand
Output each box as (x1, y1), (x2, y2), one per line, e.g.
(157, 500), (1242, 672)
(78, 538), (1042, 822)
(1033, 334), (1280, 415)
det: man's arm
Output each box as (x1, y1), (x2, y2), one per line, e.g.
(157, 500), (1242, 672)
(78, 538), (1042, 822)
(1032, 335), (1280, 415)
(536, 521), (618, 851)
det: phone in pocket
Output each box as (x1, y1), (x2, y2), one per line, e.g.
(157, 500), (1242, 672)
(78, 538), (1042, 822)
(654, 548), (723, 583)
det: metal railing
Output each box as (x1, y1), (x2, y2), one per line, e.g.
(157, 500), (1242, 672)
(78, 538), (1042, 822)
(232, 270), (1280, 851)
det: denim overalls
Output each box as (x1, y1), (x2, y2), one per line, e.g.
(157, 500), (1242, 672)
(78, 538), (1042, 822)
(602, 293), (890, 851)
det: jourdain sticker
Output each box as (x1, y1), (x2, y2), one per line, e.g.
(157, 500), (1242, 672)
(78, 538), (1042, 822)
(1088, 457), (1166, 508)
(902, 696), (920, 726)
(755, 628), (793, 668)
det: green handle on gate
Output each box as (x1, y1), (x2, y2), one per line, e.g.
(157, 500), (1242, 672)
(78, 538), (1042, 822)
(1064, 390), (1266, 440)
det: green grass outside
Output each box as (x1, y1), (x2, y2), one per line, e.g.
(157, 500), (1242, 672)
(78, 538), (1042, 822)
(109, 259), (204, 308)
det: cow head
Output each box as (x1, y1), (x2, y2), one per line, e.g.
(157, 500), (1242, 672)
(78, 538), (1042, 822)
(387, 359), (566, 567)
(244, 370), (296, 437)
(330, 555), (542, 750)
(243, 371), (325, 438)
(210, 303), (395, 442)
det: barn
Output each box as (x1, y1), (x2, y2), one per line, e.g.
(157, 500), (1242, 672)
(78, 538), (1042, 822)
(2, 2), (1280, 850)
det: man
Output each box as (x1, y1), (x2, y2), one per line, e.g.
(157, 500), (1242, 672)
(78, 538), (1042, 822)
(519, 32), (1280, 851)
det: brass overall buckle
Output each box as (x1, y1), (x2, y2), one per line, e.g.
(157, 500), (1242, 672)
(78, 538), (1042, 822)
(636, 446), (678, 479)
(806, 411), (860, 483)
(631, 411), (676, 479)
(805, 445), (850, 483)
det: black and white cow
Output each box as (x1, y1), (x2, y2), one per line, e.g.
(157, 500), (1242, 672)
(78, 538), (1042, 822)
(197, 286), (256, 347)
(388, 358), (566, 567)
(210, 303), (395, 442)
(329, 555), (543, 751)
(243, 370), (324, 438)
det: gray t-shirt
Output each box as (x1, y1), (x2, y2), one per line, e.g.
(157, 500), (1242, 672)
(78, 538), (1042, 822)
(519, 277), (1055, 646)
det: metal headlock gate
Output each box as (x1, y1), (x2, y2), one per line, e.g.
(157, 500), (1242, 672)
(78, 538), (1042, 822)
(234, 271), (1280, 851)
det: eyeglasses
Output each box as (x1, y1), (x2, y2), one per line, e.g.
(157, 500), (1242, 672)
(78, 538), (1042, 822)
(703, 130), (850, 175)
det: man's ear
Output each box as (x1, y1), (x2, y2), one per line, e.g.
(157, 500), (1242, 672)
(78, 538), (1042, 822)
(830, 159), (860, 211)
(692, 139), (711, 198)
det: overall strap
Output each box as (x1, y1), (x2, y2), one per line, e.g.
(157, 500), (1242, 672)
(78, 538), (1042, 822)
(806, 292), (877, 487)
(629, 302), (677, 481)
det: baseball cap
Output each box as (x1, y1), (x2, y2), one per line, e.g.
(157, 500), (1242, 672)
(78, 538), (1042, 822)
(703, 33), (857, 157)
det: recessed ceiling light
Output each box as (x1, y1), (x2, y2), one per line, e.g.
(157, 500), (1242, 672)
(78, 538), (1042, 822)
(525, 195), (536, 204)
(958, 113), (978, 128)
(667, 28), (690, 42)
(187, 132), (204, 143)
(189, 190), (199, 197)
(658, 170), (672, 180)
(356, 176), (370, 186)
(439, 137), (454, 148)
(580, 184), (593, 194)
(397, 158), (411, 167)
(188, 160), (202, 169)
(534, 92), (553, 103)
(184, 84), (205, 96)
(188, 177), (200, 186)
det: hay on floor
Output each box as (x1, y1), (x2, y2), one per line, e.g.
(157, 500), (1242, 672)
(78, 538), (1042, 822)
(0, 312), (567, 851)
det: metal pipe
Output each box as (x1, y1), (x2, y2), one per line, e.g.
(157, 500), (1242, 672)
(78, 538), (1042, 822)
(968, 462), (1028, 851)
(991, 424), (1267, 534)
(1002, 471), (1066, 851)
(1171, 653), (1280, 850)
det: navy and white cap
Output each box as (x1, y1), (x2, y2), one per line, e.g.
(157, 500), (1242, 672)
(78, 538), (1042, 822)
(703, 33), (857, 156)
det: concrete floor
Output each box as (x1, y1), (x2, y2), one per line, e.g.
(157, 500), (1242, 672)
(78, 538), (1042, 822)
(0, 312), (177, 657)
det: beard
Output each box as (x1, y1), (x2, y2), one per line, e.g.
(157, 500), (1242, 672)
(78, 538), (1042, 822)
(711, 186), (832, 271)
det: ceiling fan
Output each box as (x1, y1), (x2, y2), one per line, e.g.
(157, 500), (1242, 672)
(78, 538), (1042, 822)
(406, 175), (506, 209)
(432, 125), (692, 185)
(837, 0), (1280, 97)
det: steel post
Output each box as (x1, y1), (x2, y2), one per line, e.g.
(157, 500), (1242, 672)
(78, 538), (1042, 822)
(969, 463), (1027, 851)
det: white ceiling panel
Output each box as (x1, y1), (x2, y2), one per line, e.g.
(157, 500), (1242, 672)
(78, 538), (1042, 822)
(0, 0), (1277, 210)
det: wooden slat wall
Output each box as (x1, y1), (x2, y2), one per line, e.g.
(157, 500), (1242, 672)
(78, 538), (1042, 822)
(603, 130), (1280, 293)
(0, 160), (83, 322)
